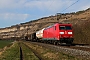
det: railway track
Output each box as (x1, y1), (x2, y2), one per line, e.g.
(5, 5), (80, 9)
(28, 41), (90, 52)
(28, 41), (90, 60)
(64, 45), (90, 52)
(57, 43), (90, 52)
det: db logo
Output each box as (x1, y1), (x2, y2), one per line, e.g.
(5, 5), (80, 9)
(65, 31), (67, 34)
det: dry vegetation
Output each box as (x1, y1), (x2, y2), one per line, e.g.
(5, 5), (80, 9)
(73, 20), (90, 44)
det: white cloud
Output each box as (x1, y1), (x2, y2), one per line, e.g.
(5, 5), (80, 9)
(0, 0), (90, 12)
(0, 13), (30, 20)
(24, 0), (74, 12)
(0, 0), (76, 12)
(0, 0), (26, 9)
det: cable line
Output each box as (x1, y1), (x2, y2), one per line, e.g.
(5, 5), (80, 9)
(61, 0), (80, 12)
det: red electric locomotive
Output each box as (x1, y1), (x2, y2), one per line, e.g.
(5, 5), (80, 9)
(43, 23), (74, 44)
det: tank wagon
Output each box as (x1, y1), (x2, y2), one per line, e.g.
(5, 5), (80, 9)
(25, 23), (74, 44)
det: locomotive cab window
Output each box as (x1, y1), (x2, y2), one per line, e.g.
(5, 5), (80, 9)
(54, 26), (56, 30)
(60, 26), (72, 30)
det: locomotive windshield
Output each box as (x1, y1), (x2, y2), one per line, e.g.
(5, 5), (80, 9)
(60, 26), (72, 30)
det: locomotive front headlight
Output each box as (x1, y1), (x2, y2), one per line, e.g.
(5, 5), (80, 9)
(68, 32), (72, 34)
(60, 32), (64, 34)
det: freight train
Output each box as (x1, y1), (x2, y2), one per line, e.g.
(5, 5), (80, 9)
(25, 23), (74, 44)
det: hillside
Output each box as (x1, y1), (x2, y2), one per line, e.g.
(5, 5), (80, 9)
(0, 8), (90, 44)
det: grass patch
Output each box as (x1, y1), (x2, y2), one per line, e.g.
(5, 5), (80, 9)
(0, 40), (14, 49)
(0, 41), (39, 60)
(0, 41), (20, 60)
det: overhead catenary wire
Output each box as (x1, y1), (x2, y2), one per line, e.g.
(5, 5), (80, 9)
(44, 0), (80, 14)
(61, 0), (80, 12)
(42, 0), (80, 20)
(46, 0), (80, 13)
(56, 0), (80, 23)
(43, 0), (56, 15)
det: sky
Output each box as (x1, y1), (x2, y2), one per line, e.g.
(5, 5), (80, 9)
(0, 0), (90, 28)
